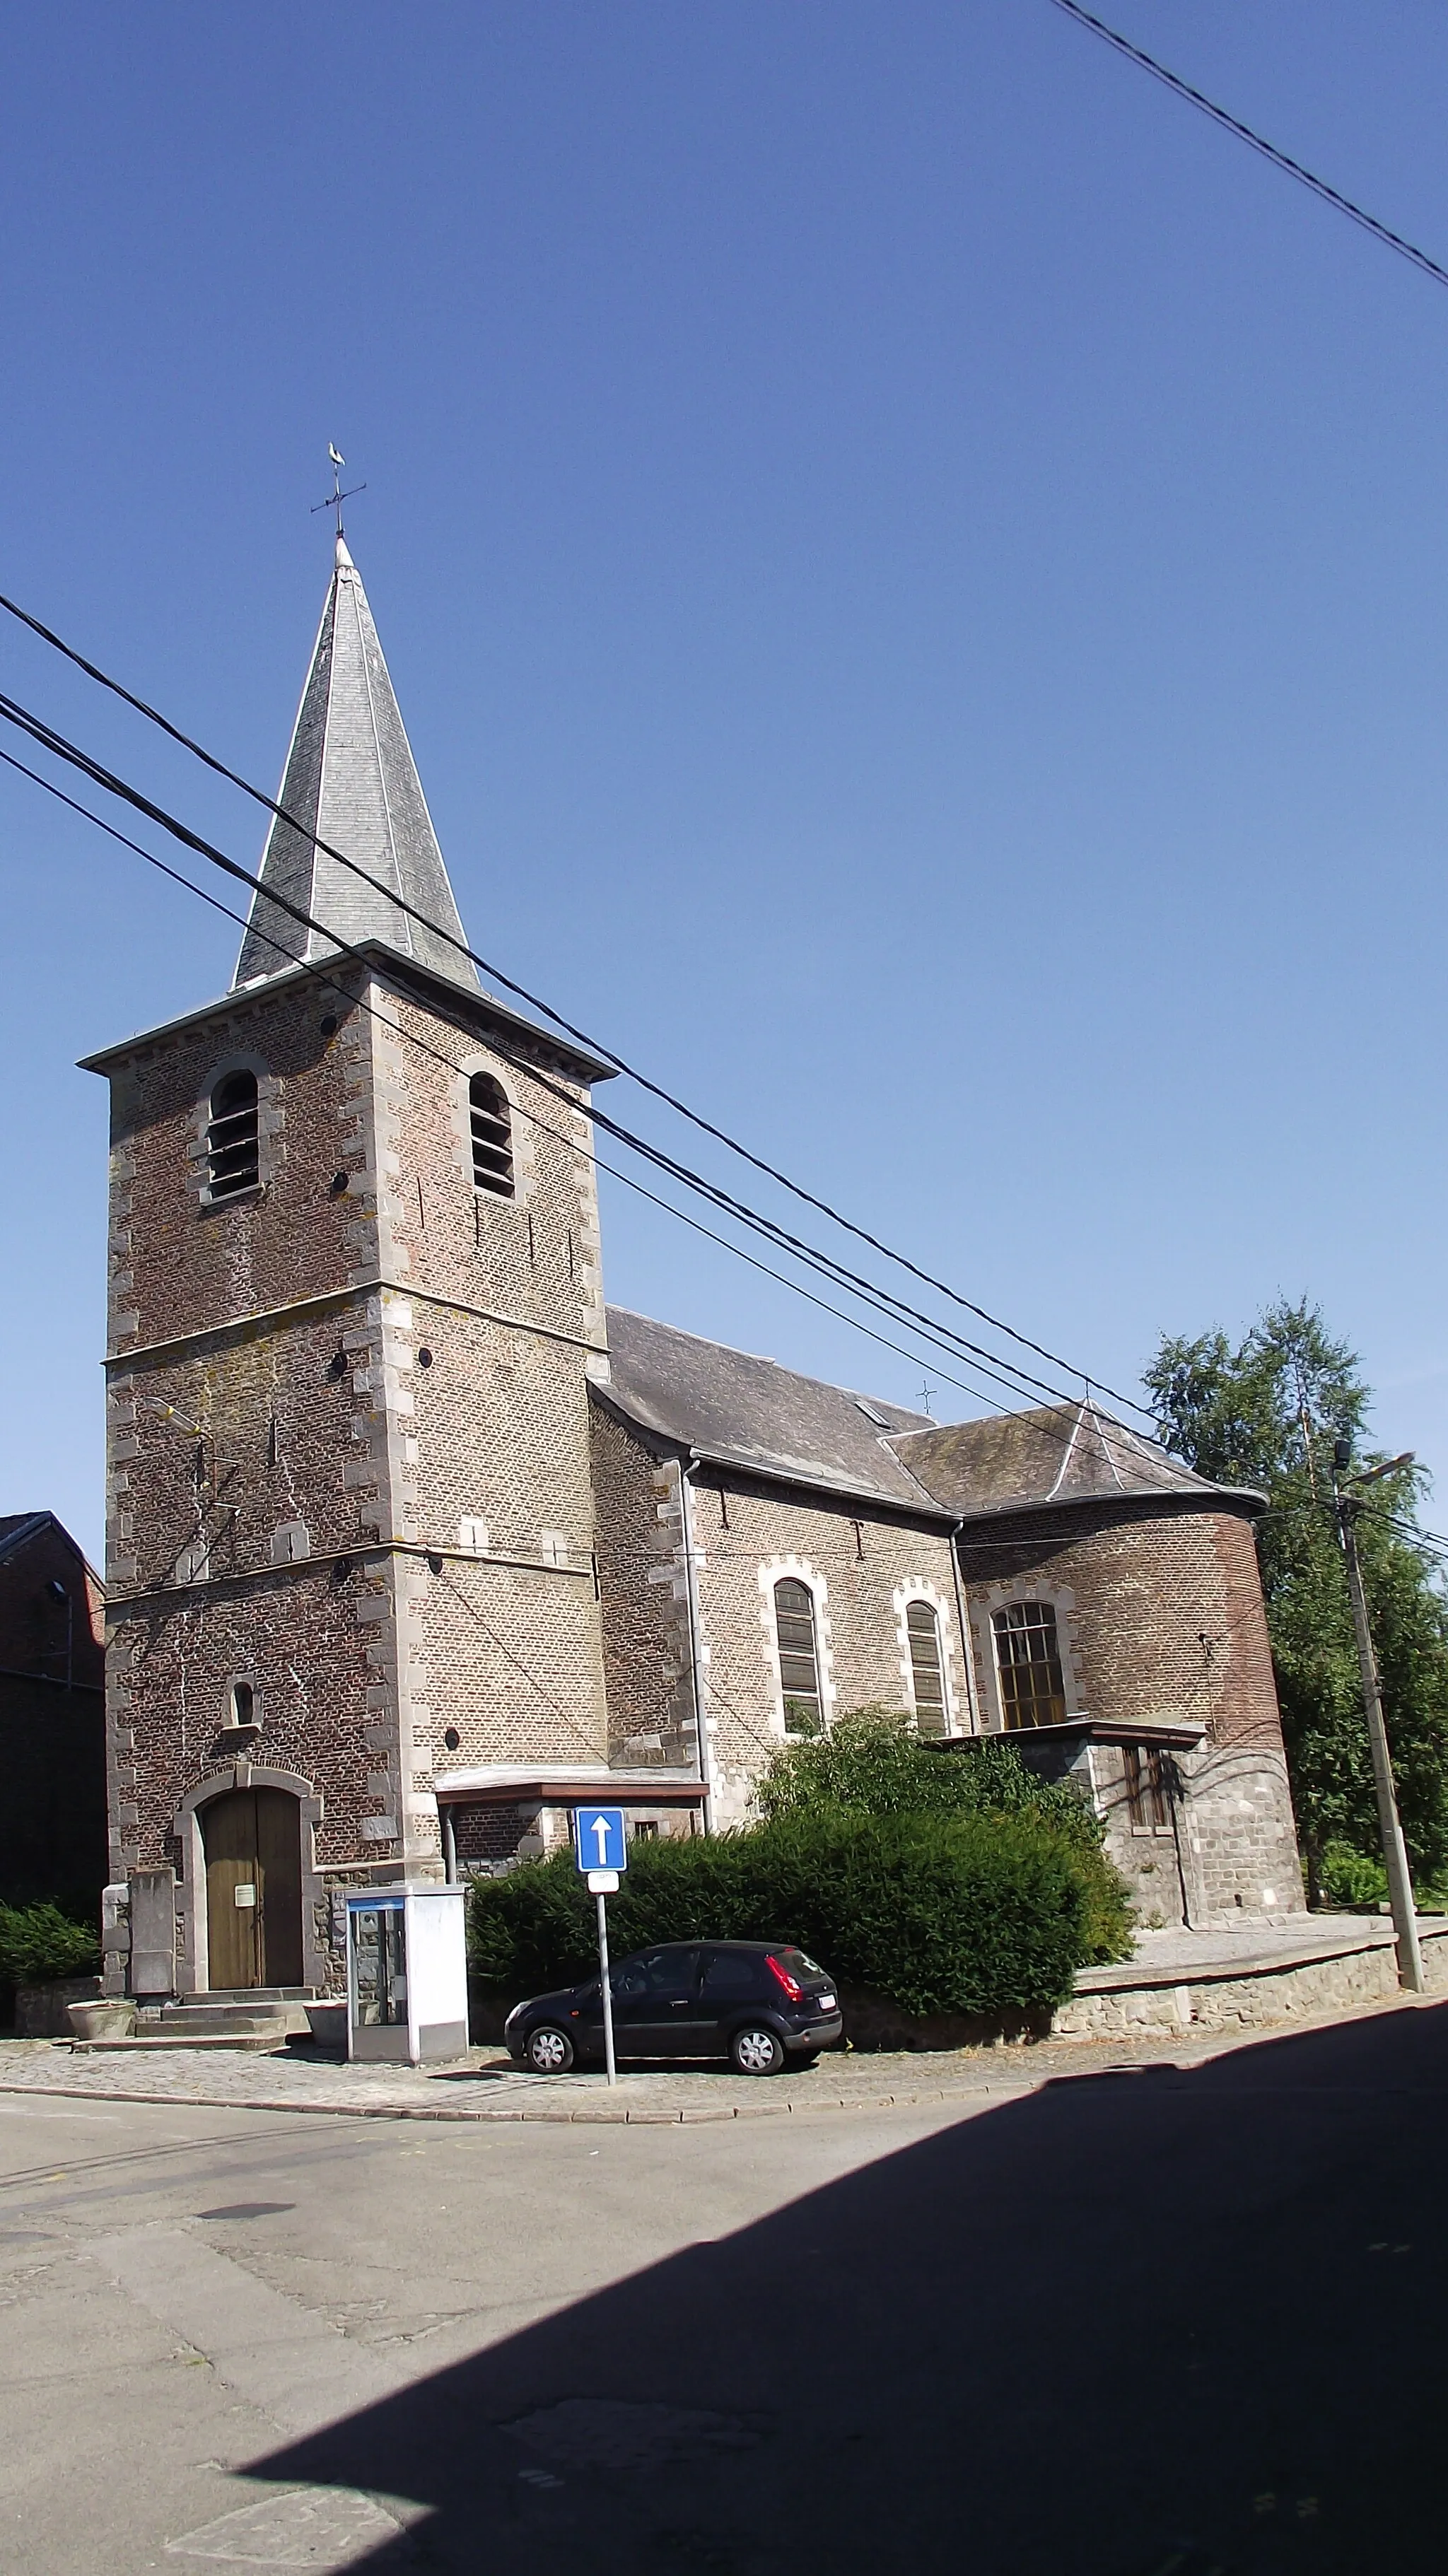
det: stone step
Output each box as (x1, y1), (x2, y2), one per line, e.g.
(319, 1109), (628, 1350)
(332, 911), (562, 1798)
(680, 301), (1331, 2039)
(156, 2007), (297, 2037)
(154, 1996), (315, 2037)
(173, 1987), (316, 2005)
(76, 2029), (293, 2054)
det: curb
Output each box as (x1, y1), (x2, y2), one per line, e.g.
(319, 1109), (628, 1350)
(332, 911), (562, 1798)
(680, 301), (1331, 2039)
(0, 2073), (1041, 2127)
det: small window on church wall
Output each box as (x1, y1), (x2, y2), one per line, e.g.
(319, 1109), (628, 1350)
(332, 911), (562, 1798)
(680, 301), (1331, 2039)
(774, 1579), (822, 1735)
(469, 1073), (514, 1198)
(1123, 1744), (1172, 1829)
(992, 1601), (1068, 1731)
(229, 1680), (256, 1729)
(906, 1600), (948, 1739)
(206, 1070), (260, 1200)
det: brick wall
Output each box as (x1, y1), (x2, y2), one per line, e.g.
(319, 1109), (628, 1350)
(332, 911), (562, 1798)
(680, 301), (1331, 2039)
(588, 1411), (972, 1827)
(92, 951), (615, 1988)
(957, 1499), (1302, 1921)
(590, 1400), (702, 1773)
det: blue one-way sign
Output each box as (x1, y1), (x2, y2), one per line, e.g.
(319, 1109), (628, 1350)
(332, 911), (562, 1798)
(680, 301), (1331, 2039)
(575, 1805), (628, 1874)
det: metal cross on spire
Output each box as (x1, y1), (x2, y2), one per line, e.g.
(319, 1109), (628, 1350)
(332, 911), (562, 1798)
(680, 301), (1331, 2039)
(310, 443), (366, 540)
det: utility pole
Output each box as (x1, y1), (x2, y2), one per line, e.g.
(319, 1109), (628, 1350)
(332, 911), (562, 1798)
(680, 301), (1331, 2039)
(1332, 1442), (1424, 1994)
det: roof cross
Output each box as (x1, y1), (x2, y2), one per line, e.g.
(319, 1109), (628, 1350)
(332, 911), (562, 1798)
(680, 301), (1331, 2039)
(310, 443), (366, 539)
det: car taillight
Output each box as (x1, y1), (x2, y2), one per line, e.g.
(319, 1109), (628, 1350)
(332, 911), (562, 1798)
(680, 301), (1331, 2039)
(765, 1954), (804, 2003)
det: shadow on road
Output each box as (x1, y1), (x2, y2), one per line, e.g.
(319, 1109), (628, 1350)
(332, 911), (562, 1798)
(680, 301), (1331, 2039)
(250, 1999), (1448, 2574)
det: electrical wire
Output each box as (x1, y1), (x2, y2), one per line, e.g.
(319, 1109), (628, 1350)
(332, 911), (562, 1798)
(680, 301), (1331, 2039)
(0, 681), (1192, 1483)
(0, 706), (1204, 1501)
(1047, 0), (1448, 293)
(0, 580), (1160, 1428)
(0, 733), (1077, 1434)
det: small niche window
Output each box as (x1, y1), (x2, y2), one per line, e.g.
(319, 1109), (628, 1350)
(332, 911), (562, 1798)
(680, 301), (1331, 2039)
(906, 1600), (948, 1739)
(774, 1578), (822, 1735)
(992, 1600), (1068, 1731)
(469, 1073), (515, 1198)
(229, 1680), (257, 1730)
(1123, 1744), (1173, 1830)
(206, 1070), (260, 1200)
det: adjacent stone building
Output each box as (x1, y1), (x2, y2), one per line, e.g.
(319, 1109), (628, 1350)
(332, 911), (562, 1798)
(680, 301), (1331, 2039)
(82, 536), (1302, 1998)
(0, 1514), (107, 1911)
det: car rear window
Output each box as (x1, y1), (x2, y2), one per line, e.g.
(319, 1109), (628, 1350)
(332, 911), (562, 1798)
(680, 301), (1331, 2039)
(772, 1948), (828, 1986)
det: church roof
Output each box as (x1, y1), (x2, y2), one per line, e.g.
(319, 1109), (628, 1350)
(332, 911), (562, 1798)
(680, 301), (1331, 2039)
(600, 1309), (950, 1514)
(597, 1320), (1261, 1526)
(232, 537), (480, 994)
(893, 1399), (1261, 1519)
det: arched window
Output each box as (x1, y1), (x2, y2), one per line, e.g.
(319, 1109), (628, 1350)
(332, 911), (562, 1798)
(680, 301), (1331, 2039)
(229, 1680), (256, 1729)
(992, 1600), (1068, 1731)
(469, 1072), (515, 1198)
(906, 1599), (948, 1738)
(774, 1578), (822, 1735)
(206, 1069), (260, 1200)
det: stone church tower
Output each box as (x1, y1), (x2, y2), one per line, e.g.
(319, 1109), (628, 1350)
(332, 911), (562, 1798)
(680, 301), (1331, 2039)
(83, 537), (615, 1997)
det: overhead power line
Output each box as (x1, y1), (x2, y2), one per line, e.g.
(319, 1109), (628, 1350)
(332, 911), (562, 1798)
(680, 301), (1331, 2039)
(1048, 0), (1448, 293)
(0, 722), (1073, 1427)
(0, 676), (1116, 1421)
(0, 718), (1203, 1504)
(0, 581), (1158, 1429)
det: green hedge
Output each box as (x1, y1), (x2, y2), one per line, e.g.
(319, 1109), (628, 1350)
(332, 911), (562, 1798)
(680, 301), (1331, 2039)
(469, 1806), (1119, 2020)
(0, 1902), (100, 2020)
(756, 1709), (1131, 1962)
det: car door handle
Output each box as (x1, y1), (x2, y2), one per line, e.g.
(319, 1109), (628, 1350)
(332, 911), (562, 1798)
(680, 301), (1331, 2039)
(670, 1998), (689, 2008)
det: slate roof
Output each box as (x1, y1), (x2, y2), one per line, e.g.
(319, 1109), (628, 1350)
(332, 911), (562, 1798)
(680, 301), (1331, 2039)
(0, 1511), (103, 1582)
(600, 1309), (948, 1514)
(894, 1400), (1261, 1519)
(0, 1513), (52, 1564)
(233, 536), (480, 994)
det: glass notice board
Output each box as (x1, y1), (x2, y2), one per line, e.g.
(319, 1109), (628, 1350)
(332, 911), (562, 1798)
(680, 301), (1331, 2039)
(351, 1902), (407, 2027)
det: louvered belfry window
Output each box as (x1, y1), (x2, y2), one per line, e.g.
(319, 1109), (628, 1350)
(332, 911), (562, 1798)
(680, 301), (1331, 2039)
(992, 1600), (1068, 1730)
(774, 1579), (822, 1735)
(469, 1072), (515, 1198)
(206, 1070), (260, 1200)
(906, 1599), (948, 1738)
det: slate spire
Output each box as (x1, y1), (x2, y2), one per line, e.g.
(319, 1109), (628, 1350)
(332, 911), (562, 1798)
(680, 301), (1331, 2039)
(233, 536), (479, 993)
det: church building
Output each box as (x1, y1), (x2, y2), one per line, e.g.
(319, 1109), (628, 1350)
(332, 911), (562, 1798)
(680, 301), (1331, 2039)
(82, 537), (1302, 2003)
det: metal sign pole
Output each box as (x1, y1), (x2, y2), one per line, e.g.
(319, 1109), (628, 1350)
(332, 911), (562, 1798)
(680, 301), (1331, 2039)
(595, 1889), (617, 2086)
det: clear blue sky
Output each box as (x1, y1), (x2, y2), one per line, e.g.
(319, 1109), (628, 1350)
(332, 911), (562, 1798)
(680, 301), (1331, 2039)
(4, 2), (1448, 1567)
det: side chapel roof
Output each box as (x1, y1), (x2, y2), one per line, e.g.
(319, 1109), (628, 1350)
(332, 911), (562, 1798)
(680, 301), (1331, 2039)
(893, 1400), (1262, 1518)
(233, 536), (480, 994)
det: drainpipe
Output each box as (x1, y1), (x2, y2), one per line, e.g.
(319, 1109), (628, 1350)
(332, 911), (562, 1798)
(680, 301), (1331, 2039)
(947, 1519), (981, 1736)
(440, 1803), (458, 1885)
(681, 1452), (715, 1835)
(1167, 1774), (1196, 1932)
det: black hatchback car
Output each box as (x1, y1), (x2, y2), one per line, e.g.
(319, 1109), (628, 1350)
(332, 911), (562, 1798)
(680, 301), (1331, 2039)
(503, 1940), (843, 2076)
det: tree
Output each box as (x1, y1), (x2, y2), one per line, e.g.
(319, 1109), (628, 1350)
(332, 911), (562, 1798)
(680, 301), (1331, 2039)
(1145, 1299), (1448, 1896)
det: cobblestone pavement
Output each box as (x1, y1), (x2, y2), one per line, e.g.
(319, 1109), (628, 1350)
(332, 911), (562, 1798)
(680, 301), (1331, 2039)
(0, 2007), (1382, 2124)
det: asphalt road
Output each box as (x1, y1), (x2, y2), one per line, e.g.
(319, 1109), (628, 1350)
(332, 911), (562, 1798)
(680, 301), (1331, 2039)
(3, 1998), (1445, 2575)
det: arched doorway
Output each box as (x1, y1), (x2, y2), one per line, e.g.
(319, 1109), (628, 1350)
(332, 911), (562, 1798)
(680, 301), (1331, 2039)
(202, 1786), (304, 1989)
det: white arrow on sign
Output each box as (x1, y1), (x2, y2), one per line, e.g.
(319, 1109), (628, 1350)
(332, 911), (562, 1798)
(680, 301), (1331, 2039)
(591, 1815), (612, 1862)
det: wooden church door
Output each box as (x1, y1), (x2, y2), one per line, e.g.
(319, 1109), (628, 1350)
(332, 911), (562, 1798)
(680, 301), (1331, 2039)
(202, 1788), (304, 1989)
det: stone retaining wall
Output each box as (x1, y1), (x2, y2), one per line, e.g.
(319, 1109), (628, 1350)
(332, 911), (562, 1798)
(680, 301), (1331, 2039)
(1051, 1924), (1448, 2041)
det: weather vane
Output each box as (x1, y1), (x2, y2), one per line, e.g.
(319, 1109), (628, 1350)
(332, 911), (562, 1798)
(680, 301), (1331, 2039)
(311, 443), (366, 539)
(916, 1380), (938, 1417)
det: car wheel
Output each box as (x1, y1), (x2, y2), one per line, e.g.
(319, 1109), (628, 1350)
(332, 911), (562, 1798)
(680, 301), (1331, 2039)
(525, 2024), (575, 2075)
(730, 2024), (785, 2077)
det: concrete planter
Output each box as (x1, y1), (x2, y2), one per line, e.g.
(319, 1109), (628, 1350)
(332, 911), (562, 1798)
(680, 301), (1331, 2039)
(66, 1998), (136, 2043)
